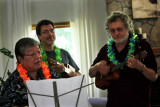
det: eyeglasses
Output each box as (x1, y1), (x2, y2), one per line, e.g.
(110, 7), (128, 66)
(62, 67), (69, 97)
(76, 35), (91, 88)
(109, 27), (125, 34)
(24, 51), (42, 58)
(42, 29), (54, 34)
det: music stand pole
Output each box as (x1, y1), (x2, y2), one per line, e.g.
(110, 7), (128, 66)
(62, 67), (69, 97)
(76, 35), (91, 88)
(53, 81), (60, 107)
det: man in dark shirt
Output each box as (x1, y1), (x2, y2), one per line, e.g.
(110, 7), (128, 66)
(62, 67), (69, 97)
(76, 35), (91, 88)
(36, 20), (80, 77)
(0, 38), (69, 107)
(89, 11), (157, 107)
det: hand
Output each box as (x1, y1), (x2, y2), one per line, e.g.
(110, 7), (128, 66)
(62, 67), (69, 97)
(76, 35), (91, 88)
(69, 71), (81, 77)
(51, 63), (65, 73)
(96, 60), (110, 76)
(48, 57), (65, 73)
(127, 54), (143, 70)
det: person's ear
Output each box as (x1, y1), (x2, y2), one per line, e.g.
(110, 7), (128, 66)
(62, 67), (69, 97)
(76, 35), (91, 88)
(37, 35), (41, 40)
(17, 56), (23, 64)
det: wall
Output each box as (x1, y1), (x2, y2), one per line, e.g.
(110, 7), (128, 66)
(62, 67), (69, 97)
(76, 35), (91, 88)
(106, 0), (160, 73)
(30, 0), (75, 24)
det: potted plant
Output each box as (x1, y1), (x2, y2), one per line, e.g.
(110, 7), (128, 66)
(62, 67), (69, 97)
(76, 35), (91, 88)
(0, 48), (14, 91)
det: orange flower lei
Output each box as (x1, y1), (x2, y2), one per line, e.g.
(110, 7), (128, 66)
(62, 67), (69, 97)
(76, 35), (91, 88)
(17, 62), (51, 82)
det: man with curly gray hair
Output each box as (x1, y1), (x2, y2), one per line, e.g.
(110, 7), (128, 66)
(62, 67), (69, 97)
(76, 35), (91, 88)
(106, 11), (134, 34)
(89, 11), (157, 107)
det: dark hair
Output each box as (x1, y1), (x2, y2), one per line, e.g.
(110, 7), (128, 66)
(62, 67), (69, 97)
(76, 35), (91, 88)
(105, 11), (134, 34)
(15, 37), (39, 62)
(36, 19), (54, 35)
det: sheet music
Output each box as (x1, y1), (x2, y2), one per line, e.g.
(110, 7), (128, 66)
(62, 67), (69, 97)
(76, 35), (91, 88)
(26, 75), (91, 107)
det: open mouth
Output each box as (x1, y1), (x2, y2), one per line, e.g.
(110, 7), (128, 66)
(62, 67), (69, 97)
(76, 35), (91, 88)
(35, 61), (42, 65)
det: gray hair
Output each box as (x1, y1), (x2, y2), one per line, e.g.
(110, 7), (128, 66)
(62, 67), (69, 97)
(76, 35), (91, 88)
(15, 37), (39, 62)
(105, 11), (134, 34)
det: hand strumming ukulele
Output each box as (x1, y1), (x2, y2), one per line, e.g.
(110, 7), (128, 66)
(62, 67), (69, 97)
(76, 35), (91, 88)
(95, 50), (147, 90)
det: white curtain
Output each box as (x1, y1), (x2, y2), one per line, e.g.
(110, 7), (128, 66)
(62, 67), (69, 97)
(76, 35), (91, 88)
(71, 0), (108, 98)
(12, 0), (32, 41)
(0, 0), (3, 77)
(0, 0), (31, 78)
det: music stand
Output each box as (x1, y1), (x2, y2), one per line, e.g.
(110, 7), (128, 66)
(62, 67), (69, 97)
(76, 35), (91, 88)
(26, 75), (93, 107)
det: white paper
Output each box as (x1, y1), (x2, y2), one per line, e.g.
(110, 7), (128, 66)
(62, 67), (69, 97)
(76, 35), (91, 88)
(26, 75), (91, 107)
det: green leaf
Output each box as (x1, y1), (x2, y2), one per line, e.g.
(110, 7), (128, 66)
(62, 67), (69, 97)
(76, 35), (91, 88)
(0, 48), (14, 58)
(7, 70), (11, 77)
(0, 48), (14, 90)
(0, 77), (5, 85)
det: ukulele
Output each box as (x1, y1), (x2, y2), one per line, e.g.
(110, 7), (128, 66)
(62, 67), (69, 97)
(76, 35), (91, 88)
(95, 50), (147, 90)
(47, 57), (81, 77)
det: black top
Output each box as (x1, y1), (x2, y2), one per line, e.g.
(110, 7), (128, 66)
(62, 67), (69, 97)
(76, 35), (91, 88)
(92, 35), (157, 107)
(46, 48), (80, 71)
(0, 67), (60, 107)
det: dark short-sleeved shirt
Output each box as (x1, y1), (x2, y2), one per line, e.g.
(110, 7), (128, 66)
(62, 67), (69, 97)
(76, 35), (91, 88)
(0, 68), (59, 107)
(92, 35), (157, 107)
(46, 48), (80, 71)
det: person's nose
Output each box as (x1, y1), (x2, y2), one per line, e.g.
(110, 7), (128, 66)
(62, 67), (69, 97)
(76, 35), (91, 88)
(48, 31), (53, 35)
(34, 52), (42, 60)
(114, 29), (119, 35)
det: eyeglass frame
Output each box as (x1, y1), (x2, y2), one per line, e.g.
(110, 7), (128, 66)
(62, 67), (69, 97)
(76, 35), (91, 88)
(108, 26), (126, 34)
(24, 50), (42, 59)
(41, 28), (55, 34)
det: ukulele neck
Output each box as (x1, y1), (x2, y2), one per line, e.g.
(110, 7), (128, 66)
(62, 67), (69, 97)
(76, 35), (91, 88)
(110, 61), (127, 73)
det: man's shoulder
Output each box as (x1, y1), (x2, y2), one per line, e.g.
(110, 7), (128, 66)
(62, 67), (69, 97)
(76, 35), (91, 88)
(137, 38), (150, 47)
(5, 70), (22, 82)
(100, 44), (108, 51)
(7, 70), (19, 79)
(103, 44), (108, 47)
(60, 48), (69, 54)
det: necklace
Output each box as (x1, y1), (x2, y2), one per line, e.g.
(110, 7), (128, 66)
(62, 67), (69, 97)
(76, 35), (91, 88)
(17, 62), (51, 82)
(40, 43), (62, 66)
(107, 34), (137, 65)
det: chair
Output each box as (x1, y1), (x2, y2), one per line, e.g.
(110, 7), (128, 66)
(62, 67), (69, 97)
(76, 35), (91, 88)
(88, 97), (107, 107)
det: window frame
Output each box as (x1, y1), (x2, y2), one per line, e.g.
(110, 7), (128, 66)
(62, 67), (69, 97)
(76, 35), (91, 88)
(32, 22), (70, 30)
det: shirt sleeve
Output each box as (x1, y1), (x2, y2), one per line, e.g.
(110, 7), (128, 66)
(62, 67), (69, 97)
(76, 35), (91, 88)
(139, 39), (157, 72)
(0, 70), (28, 107)
(61, 49), (80, 72)
(92, 44), (108, 66)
